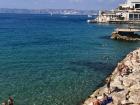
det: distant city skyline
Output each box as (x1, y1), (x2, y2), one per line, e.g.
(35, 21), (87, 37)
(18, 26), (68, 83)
(0, 0), (126, 10)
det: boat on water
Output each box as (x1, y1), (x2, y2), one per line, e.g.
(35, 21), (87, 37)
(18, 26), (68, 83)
(87, 19), (97, 23)
(87, 17), (98, 23)
(87, 15), (92, 18)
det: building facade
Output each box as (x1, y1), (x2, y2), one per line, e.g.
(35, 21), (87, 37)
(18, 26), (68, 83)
(94, 0), (140, 23)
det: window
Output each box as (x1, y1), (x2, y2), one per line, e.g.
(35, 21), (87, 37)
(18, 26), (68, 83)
(129, 14), (133, 20)
(134, 14), (138, 20)
(135, 4), (140, 8)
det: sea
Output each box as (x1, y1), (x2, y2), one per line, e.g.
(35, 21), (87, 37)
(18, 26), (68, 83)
(0, 14), (140, 105)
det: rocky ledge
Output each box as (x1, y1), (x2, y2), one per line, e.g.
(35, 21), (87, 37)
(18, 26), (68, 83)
(111, 32), (140, 41)
(83, 48), (140, 105)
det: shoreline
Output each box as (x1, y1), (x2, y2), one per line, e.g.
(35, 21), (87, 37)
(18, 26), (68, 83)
(83, 48), (140, 105)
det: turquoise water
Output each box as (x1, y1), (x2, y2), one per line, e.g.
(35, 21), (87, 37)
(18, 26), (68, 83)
(0, 14), (140, 105)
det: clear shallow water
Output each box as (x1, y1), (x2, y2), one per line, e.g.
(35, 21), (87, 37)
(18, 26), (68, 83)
(0, 14), (140, 105)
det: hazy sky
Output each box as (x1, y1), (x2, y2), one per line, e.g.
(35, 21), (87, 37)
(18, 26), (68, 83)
(0, 0), (126, 10)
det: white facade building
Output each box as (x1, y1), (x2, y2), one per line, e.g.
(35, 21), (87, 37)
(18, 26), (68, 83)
(127, 0), (140, 9)
(94, 0), (140, 23)
(120, 0), (140, 9)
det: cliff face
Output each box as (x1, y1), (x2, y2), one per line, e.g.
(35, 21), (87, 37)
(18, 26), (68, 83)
(83, 48), (140, 105)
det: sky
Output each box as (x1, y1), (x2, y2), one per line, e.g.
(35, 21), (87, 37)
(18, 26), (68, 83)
(0, 0), (126, 10)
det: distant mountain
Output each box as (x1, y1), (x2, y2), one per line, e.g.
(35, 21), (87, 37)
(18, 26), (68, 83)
(0, 8), (98, 15)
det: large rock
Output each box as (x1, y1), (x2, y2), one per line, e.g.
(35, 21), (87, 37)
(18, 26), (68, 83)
(129, 90), (140, 104)
(123, 77), (135, 87)
(83, 48), (140, 105)
(111, 32), (140, 41)
(111, 76), (124, 89)
(130, 84), (140, 90)
(111, 90), (128, 104)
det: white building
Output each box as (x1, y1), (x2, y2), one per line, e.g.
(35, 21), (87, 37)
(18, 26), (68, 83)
(94, 0), (140, 23)
(120, 0), (140, 9)
(127, 0), (140, 9)
(117, 0), (140, 21)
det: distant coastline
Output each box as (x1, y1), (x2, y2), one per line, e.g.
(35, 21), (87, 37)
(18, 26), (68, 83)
(0, 8), (98, 15)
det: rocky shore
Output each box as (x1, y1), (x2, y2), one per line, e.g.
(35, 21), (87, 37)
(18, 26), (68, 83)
(83, 48), (140, 105)
(111, 32), (140, 41)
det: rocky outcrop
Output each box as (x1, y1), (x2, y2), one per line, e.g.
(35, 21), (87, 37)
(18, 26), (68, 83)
(83, 48), (140, 105)
(111, 32), (140, 41)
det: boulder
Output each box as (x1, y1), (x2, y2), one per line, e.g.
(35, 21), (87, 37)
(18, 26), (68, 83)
(83, 48), (140, 105)
(111, 32), (140, 41)
(111, 76), (124, 89)
(123, 78), (134, 87)
(111, 91), (126, 104)
(129, 90), (140, 104)
(130, 84), (140, 90)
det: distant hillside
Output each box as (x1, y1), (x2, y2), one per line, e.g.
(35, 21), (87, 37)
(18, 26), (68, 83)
(0, 8), (98, 15)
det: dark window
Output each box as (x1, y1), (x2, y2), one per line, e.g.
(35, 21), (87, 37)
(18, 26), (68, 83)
(129, 14), (133, 20)
(135, 4), (140, 8)
(134, 14), (138, 19)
